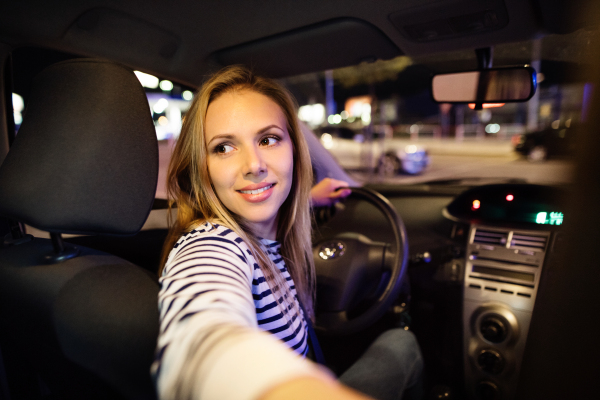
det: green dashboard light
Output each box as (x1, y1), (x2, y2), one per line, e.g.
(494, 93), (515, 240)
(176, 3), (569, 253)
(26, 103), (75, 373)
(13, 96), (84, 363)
(536, 211), (563, 225)
(536, 212), (547, 224)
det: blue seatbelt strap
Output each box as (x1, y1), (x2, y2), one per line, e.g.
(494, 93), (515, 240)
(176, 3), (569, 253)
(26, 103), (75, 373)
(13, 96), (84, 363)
(298, 301), (326, 365)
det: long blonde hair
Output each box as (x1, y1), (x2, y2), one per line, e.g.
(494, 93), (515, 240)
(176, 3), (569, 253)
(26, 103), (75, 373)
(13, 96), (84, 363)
(160, 65), (316, 319)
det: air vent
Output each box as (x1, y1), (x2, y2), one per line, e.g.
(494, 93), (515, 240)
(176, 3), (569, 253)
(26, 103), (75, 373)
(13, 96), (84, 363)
(510, 233), (547, 250)
(473, 229), (508, 246)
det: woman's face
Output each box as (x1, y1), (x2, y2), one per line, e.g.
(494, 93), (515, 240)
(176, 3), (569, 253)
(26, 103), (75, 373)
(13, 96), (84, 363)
(204, 89), (294, 240)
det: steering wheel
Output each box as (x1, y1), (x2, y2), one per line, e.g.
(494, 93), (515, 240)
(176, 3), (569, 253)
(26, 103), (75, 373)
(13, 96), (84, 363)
(313, 187), (409, 335)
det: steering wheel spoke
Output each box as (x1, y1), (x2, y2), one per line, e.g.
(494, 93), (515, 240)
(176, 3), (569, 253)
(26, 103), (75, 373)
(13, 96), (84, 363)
(313, 187), (408, 335)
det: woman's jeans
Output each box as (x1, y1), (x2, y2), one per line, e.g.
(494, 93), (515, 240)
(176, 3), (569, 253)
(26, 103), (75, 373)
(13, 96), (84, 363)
(339, 328), (424, 400)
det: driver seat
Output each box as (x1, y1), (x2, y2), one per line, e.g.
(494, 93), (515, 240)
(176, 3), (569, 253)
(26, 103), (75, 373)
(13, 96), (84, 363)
(0, 59), (160, 399)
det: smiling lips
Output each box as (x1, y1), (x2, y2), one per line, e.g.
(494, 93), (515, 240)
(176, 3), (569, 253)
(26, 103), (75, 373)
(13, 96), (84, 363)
(237, 183), (275, 203)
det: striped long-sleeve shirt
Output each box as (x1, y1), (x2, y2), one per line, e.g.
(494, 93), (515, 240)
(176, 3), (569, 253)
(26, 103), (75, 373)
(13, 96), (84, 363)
(152, 222), (325, 400)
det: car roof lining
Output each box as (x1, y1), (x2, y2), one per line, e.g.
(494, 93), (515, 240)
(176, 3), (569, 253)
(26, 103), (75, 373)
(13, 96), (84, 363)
(0, 1), (597, 85)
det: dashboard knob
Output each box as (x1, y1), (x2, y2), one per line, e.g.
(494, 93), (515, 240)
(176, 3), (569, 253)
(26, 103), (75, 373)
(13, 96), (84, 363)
(476, 381), (500, 400)
(477, 349), (505, 374)
(480, 316), (507, 343)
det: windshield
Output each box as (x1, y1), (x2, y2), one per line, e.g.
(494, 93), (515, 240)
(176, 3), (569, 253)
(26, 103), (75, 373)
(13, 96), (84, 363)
(276, 29), (597, 187)
(13, 29), (587, 197)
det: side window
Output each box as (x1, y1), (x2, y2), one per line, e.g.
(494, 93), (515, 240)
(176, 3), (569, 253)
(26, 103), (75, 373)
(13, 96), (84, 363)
(134, 71), (195, 199)
(134, 71), (194, 141)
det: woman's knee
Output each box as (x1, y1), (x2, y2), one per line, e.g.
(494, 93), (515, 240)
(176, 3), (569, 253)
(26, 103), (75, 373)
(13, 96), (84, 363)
(372, 328), (423, 375)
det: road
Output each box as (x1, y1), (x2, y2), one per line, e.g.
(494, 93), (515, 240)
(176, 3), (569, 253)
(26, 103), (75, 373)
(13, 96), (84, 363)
(348, 153), (574, 186)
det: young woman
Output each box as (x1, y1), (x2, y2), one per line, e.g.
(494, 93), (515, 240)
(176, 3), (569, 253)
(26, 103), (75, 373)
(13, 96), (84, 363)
(152, 66), (422, 400)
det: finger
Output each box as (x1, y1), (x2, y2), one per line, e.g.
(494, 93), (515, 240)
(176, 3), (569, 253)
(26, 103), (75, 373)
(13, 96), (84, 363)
(333, 186), (351, 193)
(330, 188), (352, 198)
(329, 179), (349, 187)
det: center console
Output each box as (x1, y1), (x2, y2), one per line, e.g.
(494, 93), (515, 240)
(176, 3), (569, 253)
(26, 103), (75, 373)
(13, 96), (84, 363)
(443, 184), (565, 400)
(462, 225), (552, 400)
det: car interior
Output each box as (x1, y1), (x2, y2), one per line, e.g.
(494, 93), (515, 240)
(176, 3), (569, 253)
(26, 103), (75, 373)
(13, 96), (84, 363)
(0, 1), (598, 400)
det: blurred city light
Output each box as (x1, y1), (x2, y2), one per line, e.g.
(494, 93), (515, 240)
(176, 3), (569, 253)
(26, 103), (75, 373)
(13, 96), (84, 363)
(485, 123), (501, 134)
(182, 90), (194, 101)
(320, 133), (333, 149)
(344, 96), (373, 126)
(539, 103), (552, 118)
(332, 114), (342, 124)
(171, 107), (182, 126)
(147, 93), (190, 141)
(134, 71), (159, 89)
(12, 93), (24, 125)
(361, 112), (371, 125)
(153, 98), (169, 114)
(537, 72), (545, 83)
(160, 80), (174, 91)
(405, 145), (418, 154)
(345, 96), (372, 117)
(478, 109), (492, 123)
(551, 119), (560, 129)
(468, 103), (505, 109)
(12, 93), (23, 111)
(340, 110), (349, 119)
(298, 103), (325, 126)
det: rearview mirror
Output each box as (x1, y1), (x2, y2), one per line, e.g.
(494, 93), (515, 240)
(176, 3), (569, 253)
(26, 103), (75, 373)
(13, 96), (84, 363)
(431, 66), (537, 103)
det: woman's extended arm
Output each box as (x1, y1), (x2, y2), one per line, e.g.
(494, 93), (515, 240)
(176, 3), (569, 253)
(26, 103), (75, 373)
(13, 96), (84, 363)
(261, 376), (373, 400)
(153, 227), (330, 400)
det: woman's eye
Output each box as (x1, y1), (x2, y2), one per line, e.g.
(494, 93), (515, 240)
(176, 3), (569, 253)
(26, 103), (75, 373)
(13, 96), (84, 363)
(260, 136), (279, 146)
(215, 144), (234, 154)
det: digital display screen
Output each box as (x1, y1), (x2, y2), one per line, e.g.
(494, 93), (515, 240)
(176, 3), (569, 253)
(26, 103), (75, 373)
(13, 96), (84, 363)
(472, 265), (535, 282)
(445, 184), (566, 227)
(536, 211), (563, 225)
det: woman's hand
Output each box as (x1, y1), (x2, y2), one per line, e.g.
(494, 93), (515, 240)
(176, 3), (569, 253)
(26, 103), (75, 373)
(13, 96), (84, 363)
(311, 178), (352, 208)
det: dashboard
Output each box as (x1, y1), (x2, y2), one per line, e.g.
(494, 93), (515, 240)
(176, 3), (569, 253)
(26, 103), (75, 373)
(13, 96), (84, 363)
(341, 182), (567, 399)
(435, 183), (563, 399)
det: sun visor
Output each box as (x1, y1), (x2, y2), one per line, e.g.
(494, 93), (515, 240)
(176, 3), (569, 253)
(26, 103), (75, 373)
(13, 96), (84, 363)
(212, 18), (402, 78)
(0, 59), (158, 236)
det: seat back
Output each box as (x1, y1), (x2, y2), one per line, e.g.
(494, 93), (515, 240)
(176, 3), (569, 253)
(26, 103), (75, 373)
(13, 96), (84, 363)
(0, 59), (160, 399)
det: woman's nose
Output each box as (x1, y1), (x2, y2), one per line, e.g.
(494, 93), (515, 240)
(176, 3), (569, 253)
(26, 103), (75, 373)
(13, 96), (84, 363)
(242, 147), (267, 176)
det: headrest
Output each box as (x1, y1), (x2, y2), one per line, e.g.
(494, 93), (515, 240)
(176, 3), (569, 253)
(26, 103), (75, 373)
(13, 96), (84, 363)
(0, 59), (158, 236)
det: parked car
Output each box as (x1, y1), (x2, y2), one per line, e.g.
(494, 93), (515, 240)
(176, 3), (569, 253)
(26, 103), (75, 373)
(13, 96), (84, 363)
(0, 1), (598, 400)
(513, 122), (578, 161)
(317, 126), (430, 175)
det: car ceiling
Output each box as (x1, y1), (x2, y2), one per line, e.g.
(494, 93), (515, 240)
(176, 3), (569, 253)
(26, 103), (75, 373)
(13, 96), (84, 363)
(0, 0), (596, 86)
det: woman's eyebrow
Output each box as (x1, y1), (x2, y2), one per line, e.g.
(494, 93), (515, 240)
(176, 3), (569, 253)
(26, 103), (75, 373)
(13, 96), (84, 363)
(207, 125), (285, 146)
(256, 124), (285, 135)
(206, 134), (235, 146)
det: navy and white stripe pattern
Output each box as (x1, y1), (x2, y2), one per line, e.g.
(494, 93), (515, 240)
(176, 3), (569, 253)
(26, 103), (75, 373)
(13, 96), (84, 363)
(253, 238), (309, 355)
(153, 222), (309, 389)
